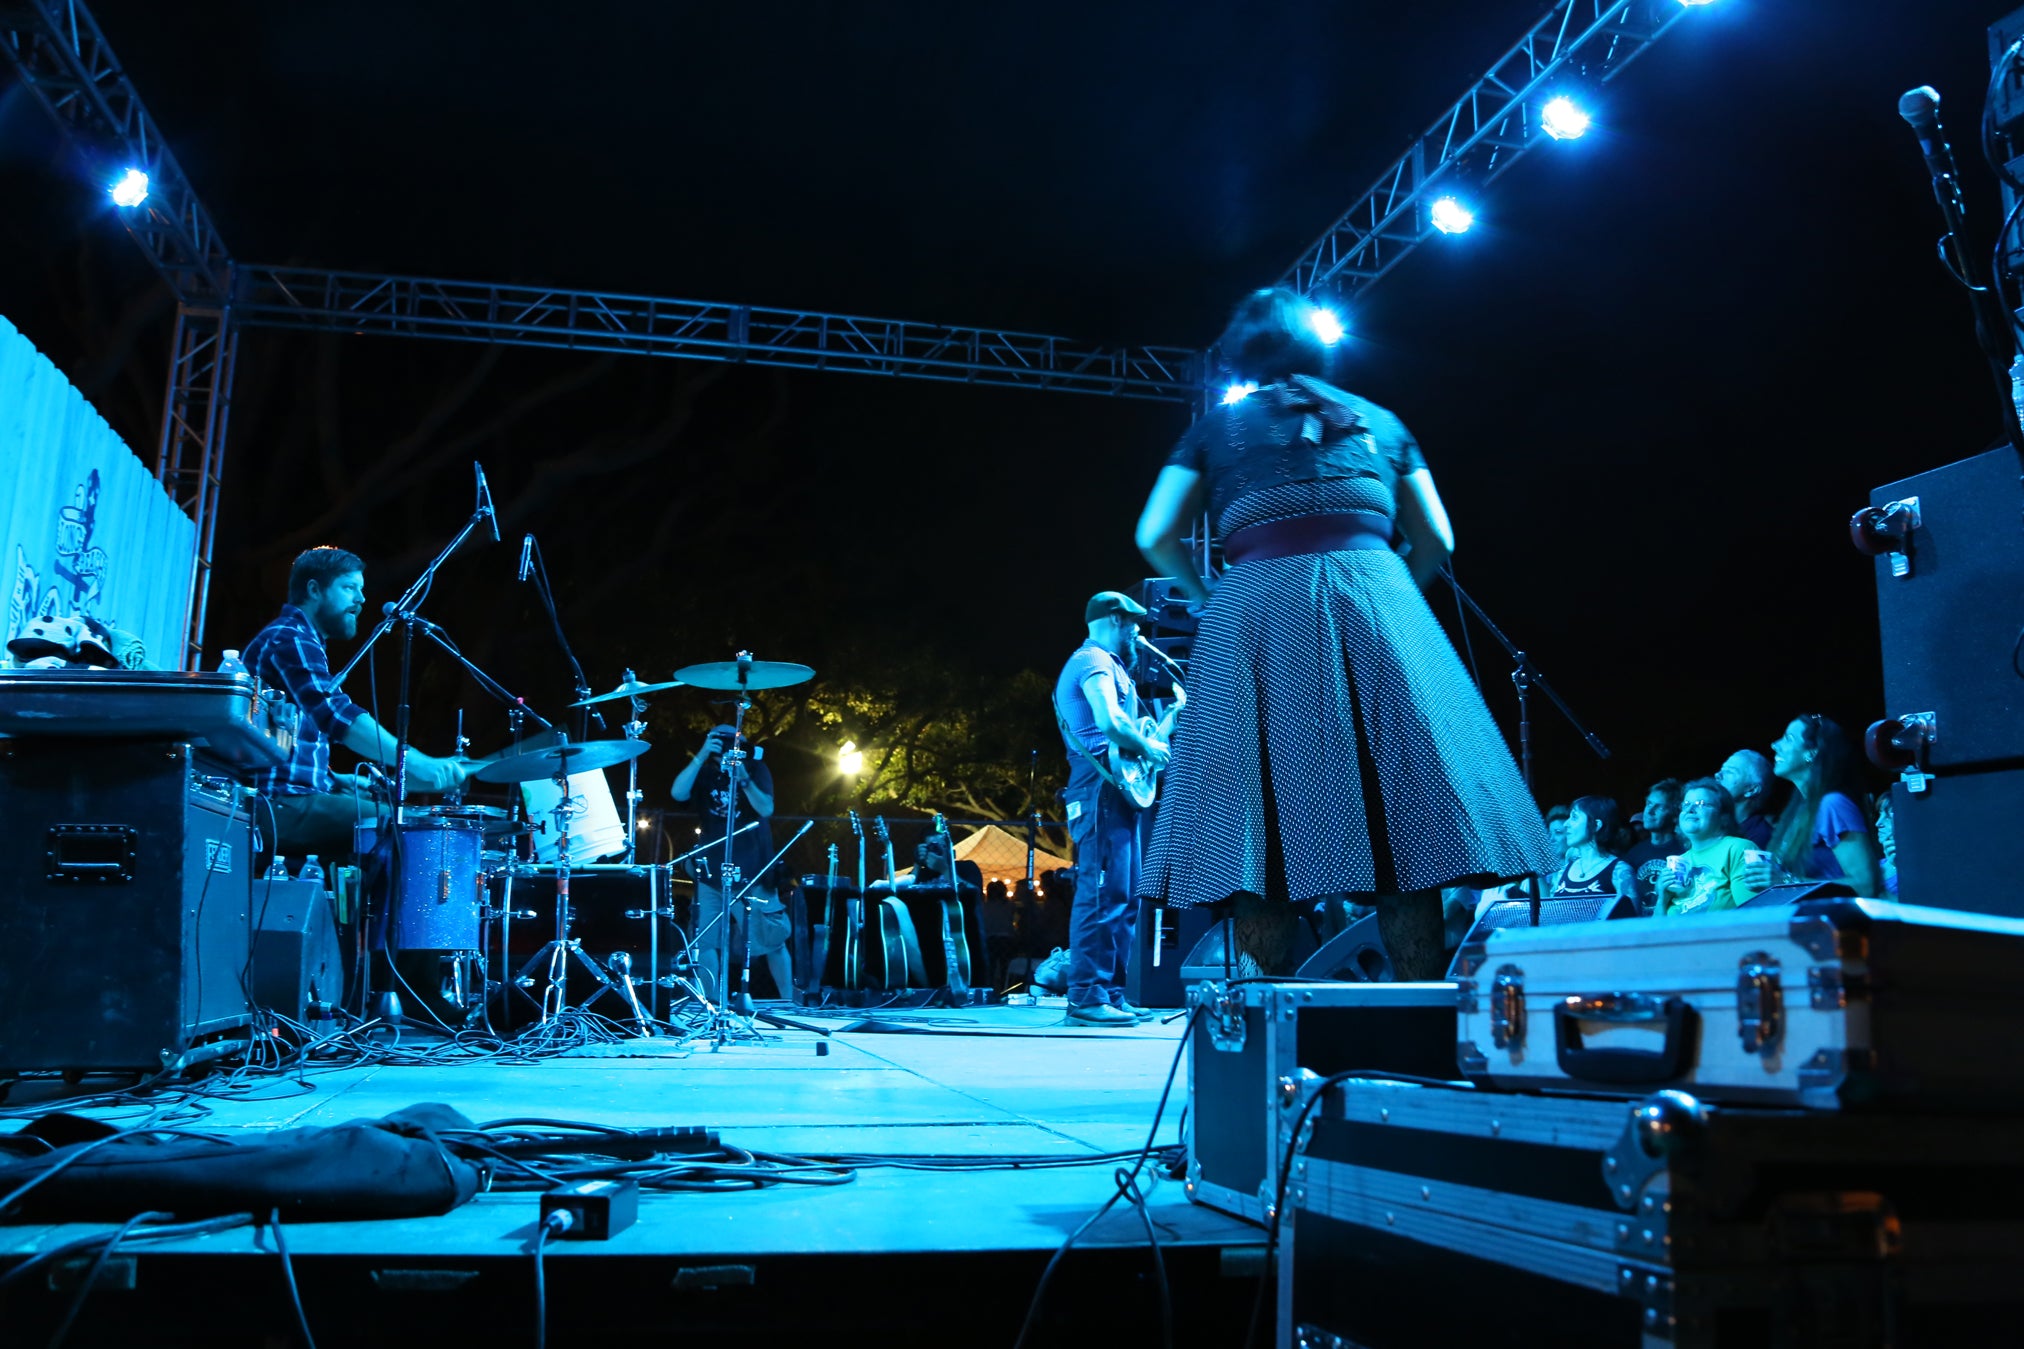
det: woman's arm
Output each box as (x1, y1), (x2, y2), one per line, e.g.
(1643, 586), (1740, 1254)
(1135, 466), (1211, 603)
(1831, 833), (1886, 897)
(1393, 468), (1455, 590)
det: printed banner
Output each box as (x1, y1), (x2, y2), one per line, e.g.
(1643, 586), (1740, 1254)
(0, 313), (196, 670)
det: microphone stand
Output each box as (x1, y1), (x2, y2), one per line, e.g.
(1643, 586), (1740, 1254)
(522, 538), (600, 741)
(1440, 569), (1608, 796)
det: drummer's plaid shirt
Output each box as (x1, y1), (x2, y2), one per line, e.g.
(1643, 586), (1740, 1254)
(242, 604), (364, 797)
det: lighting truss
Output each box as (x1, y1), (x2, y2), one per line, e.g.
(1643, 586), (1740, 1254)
(1280, 0), (1697, 299)
(231, 266), (1200, 402)
(0, 0), (232, 303)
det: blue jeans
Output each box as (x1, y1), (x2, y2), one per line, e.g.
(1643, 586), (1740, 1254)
(1065, 780), (1141, 1008)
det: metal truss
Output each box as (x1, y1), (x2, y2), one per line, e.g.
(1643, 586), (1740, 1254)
(153, 302), (239, 666)
(230, 266), (1202, 403)
(0, 0), (232, 303)
(1281, 0), (1696, 299)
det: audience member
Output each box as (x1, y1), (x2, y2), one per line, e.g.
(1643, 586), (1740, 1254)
(1873, 791), (1900, 897)
(1619, 779), (1685, 900)
(1545, 796), (1636, 903)
(1543, 803), (1571, 868)
(1716, 749), (1776, 849)
(1743, 715), (1885, 896)
(980, 880), (1017, 989)
(1656, 779), (1764, 917)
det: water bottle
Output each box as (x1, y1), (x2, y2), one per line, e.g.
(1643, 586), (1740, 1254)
(2010, 354), (2024, 428)
(217, 648), (246, 676)
(300, 855), (325, 886)
(265, 854), (290, 882)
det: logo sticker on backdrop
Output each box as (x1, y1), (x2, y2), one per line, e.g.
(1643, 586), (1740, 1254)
(6, 473), (142, 668)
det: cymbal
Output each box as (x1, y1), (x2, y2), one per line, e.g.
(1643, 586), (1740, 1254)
(674, 659), (815, 692)
(470, 740), (651, 784)
(570, 676), (684, 708)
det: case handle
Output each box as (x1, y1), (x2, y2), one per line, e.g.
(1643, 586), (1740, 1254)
(1553, 993), (1698, 1085)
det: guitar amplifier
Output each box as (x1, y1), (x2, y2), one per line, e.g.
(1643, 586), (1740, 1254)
(0, 738), (253, 1071)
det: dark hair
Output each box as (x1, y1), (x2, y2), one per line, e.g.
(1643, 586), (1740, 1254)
(1769, 714), (1870, 875)
(1544, 803), (1571, 825)
(287, 547), (365, 605)
(1646, 779), (1684, 809)
(1216, 288), (1330, 385)
(1679, 777), (1737, 835)
(1568, 795), (1623, 853)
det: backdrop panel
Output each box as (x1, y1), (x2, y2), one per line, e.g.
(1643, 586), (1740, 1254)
(0, 314), (195, 669)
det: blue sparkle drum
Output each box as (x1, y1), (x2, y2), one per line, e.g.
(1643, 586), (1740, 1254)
(389, 809), (487, 951)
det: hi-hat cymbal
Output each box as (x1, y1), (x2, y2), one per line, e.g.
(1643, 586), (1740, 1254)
(674, 659), (814, 692)
(470, 740), (650, 784)
(571, 676), (684, 708)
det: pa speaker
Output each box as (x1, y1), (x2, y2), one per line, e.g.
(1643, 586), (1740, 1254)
(1294, 913), (1392, 982)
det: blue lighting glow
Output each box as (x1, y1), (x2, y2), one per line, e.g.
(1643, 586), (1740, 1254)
(1677, 0), (1718, 6)
(1308, 307), (1346, 346)
(1429, 196), (1474, 236)
(1221, 381), (1259, 405)
(1541, 96), (1591, 142)
(109, 168), (150, 208)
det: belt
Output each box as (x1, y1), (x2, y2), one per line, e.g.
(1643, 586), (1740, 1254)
(1223, 511), (1394, 564)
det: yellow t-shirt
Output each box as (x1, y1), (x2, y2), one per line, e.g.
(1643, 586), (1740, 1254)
(1655, 835), (1762, 917)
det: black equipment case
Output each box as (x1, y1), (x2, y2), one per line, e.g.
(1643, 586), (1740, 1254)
(0, 738), (253, 1071)
(1185, 980), (1457, 1225)
(1280, 1076), (2024, 1348)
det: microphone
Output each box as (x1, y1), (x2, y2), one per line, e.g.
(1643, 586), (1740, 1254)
(517, 534), (534, 583)
(1136, 634), (1185, 674)
(475, 462), (500, 542)
(1898, 86), (1964, 206)
(382, 601), (446, 636)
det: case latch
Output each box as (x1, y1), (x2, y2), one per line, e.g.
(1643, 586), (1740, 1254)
(1490, 965), (1526, 1051)
(1736, 952), (1782, 1056)
(1189, 980), (1248, 1053)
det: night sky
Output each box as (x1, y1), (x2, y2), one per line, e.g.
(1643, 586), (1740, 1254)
(0, 0), (2014, 817)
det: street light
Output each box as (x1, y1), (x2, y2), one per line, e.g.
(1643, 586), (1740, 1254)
(838, 740), (864, 777)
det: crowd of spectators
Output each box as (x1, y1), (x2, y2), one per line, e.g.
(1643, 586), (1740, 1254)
(1534, 713), (1893, 919)
(978, 868), (1079, 988)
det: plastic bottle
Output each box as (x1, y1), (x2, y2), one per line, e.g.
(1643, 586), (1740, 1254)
(265, 855), (289, 882)
(2009, 354), (2024, 428)
(217, 649), (246, 676)
(299, 855), (324, 886)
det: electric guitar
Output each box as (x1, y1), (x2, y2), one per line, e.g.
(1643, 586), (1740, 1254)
(930, 813), (972, 997)
(843, 812), (867, 989)
(809, 841), (839, 991)
(1110, 651), (1187, 809)
(873, 815), (926, 988)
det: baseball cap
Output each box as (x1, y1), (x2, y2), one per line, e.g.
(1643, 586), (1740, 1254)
(1085, 591), (1150, 624)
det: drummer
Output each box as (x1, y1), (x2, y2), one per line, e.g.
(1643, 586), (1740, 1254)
(243, 547), (468, 862)
(672, 724), (794, 1001)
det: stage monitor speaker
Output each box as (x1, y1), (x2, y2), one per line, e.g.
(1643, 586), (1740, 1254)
(1869, 446), (2024, 769)
(1893, 769), (2024, 918)
(251, 877), (343, 1019)
(1294, 913), (1392, 982)
(1735, 880), (1856, 908)
(1129, 899), (1219, 1008)
(1446, 893), (1635, 980)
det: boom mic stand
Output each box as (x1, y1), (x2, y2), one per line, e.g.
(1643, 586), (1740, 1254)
(1439, 569), (1608, 795)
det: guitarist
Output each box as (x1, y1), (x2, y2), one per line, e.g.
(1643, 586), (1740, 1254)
(1050, 591), (1182, 1027)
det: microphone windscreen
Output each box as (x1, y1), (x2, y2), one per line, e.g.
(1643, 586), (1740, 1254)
(1898, 85), (1941, 132)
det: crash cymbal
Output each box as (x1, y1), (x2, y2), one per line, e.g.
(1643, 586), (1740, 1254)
(470, 740), (651, 784)
(570, 676), (684, 709)
(673, 659), (815, 692)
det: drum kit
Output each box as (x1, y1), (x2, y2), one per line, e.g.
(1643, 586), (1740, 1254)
(368, 654), (815, 1039)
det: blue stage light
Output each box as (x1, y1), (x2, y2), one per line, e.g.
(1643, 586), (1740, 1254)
(1221, 382), (1258, 405)
(1541, 96), (1591, 142)
(1308, 307), (1346, 346)
(109, 168), (149, 208)
(1429, 196), (1474, 236)
(1677, 0), (1718, 6)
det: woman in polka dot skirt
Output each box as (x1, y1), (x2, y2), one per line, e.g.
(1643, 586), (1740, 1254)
(1134, 288), (1555, 979)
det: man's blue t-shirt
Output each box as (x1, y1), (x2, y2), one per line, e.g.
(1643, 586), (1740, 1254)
(1054, 639), (1136, 796)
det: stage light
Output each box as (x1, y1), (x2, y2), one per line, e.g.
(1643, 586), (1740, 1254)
(1541, 96), (1591, 141)
(109, 168), (149, 208)
(1308, 307), (1346, 346)
(838, 740), (864, 777)
(1221, 381), (1258, 405)
(1429, 196), (1474, 235)
(1677, 0), (1717, 6)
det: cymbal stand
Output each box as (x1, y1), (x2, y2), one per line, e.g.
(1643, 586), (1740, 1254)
(511, 738), (652, 1034)
(620, 670), (647, 865)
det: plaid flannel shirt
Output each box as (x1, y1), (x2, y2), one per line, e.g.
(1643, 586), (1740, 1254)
(242, 604), (364, 796)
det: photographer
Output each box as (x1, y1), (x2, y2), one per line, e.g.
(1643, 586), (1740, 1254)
(673, 725), (794, 1001)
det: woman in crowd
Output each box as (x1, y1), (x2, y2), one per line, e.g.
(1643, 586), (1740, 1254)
(1133, 288), (1553, 980)
(1656, 779), (1764, 917)
(1545, 796), (1636, 904)
(1743, 715), (1885, 896)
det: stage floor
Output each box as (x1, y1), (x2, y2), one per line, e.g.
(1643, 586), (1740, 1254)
(0, 1003), (1268, 1346)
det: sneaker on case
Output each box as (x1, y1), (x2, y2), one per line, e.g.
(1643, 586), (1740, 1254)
(1032, 948), (1070, 994)
(1066, 1003), (1138, 1027)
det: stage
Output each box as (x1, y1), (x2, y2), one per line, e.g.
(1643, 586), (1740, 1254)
(0, 1004), (1266, 1347)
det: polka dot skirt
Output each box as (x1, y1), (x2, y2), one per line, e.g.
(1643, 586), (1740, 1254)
(1144, 482), (1557, 909)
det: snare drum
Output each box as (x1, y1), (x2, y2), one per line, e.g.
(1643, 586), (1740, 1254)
(389, 809), (487, 951)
